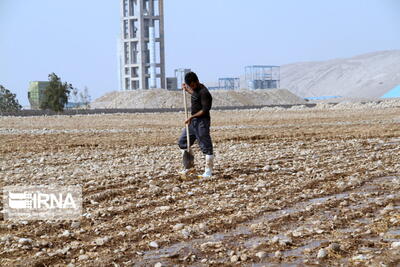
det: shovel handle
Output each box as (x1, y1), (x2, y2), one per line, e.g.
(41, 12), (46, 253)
(183, 89), (190, 153)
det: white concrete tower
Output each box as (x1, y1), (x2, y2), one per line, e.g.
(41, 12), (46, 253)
(120, 0), (166, 90)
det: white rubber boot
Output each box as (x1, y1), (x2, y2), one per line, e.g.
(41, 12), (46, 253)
(199, 154), (213, 178)
(179, 149), (194, 175)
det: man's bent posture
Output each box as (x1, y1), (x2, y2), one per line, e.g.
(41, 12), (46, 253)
(178, 72), (214, 178)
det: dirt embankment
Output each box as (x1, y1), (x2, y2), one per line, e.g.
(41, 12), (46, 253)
(91, 89), (306, 109)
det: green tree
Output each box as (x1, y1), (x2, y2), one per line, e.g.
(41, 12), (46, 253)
(40, 73), (72, 112)
(0, 85), (22, 112)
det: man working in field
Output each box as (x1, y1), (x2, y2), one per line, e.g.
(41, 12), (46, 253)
(178, 72), (214, 178)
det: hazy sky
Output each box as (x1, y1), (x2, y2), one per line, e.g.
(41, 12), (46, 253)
(1, 0), (399, 106)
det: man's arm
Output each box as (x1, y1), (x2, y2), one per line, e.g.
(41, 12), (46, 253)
(185, 91), (211, 124)
(191, 110), (206, 118)
(185, 110), (205, 125)
(200, 90), (212, 113)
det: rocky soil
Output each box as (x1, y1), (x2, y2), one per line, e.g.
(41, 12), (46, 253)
(1, 103), (400, 266)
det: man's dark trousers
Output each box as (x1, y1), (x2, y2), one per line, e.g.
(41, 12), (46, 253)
(178, 117), (213, 155)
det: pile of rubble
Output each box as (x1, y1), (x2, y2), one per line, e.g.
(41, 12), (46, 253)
(91, 89), (306, 109)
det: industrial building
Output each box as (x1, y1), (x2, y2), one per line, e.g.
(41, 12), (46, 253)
(165, 69), (192, 90)
(28, 81), (50, 109)
(119, 0), (166, 90)
(166, 77), (178, 91)
(245, 65), (280, 90)
(218, 78), (240, 90)
(118, 1), (280, 92)
(175, 69), (191, 88)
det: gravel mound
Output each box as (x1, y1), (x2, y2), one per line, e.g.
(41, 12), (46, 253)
(313, 98), (400, 110)
(91, 89), (306, 109)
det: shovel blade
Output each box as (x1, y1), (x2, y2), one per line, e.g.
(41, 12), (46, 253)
(182, 150), (194, 169)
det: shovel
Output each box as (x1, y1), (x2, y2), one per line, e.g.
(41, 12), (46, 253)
(182, 87), (194, 169)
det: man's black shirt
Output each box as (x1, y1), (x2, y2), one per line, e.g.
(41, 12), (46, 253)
(191, 84), (212, 118)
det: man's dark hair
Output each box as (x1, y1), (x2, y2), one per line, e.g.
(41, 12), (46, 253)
(184, 72), (199, 85)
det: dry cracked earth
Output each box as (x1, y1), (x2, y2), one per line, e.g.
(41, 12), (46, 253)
(1, 105), (400, 266)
